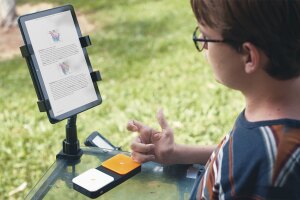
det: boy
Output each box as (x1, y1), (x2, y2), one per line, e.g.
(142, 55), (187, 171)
(127, 0), (300, 199)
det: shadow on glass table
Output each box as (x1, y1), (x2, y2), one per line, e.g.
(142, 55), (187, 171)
(25, 147), (204, 200)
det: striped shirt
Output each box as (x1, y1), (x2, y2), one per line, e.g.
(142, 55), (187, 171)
(190, 111), (300, 200)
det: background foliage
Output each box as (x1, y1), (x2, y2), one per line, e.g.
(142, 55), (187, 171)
(0, 0), (243, 199)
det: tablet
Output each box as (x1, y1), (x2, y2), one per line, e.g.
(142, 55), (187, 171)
(18, 5), (102, 123)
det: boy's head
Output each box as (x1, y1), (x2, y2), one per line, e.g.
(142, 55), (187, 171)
(191, 0), (300, 80)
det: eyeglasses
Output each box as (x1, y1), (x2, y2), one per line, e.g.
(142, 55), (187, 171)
(193, 26), (228, 52)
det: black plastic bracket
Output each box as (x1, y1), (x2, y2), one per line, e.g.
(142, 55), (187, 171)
(79, 35), (91, 48)
(90, 71), (102, 82)
(80, 36), (102, 84)
(20, 44), (34, 58)
(37, 99), (51, 112)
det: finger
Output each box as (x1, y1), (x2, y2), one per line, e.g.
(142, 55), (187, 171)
(127, 120), (146, 132)
(132, 120), (146, 131)
(130, 141), (155, 153)
(127, 120), (138, 132)
(131, 151), (155, 163)
(128, 120), (148, 132)
(156, 108), (169, 130)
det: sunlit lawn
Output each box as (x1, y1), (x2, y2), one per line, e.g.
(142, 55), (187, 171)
(0, 0), (244, 199)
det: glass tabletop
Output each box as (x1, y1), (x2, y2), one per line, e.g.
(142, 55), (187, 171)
(25, 147), (199, 200)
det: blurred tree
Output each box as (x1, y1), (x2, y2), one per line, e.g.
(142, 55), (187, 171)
(0, 0), (17, 29)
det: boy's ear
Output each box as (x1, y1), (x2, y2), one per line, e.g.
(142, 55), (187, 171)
(241, 42), (261, 74)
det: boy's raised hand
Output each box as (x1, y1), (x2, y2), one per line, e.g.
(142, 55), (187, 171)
(127, 109), (175, 164)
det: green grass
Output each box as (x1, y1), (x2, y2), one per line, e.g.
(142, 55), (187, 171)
(0, 0), (244, 199)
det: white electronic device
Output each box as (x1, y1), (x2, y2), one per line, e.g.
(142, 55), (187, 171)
(72, 168), (114, 193)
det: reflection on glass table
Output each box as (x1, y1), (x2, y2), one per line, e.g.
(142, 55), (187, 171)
(26, 147), (202, 200)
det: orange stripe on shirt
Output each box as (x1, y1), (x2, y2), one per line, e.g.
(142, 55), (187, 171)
(271, 125), (300, 184)
(229, 136), (236, 197)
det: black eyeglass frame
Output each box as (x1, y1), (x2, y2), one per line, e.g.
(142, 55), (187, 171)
(193, 26), (234, 52)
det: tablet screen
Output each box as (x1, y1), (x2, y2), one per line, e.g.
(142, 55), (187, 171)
(24, 10), (98, 117)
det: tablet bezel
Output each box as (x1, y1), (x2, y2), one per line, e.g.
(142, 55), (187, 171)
(18, 5), (102, 124)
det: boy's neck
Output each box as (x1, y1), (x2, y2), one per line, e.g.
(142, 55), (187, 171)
(243, 77), (300, 122)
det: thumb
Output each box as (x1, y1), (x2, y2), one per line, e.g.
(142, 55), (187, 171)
(156, 108), (169, 130)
